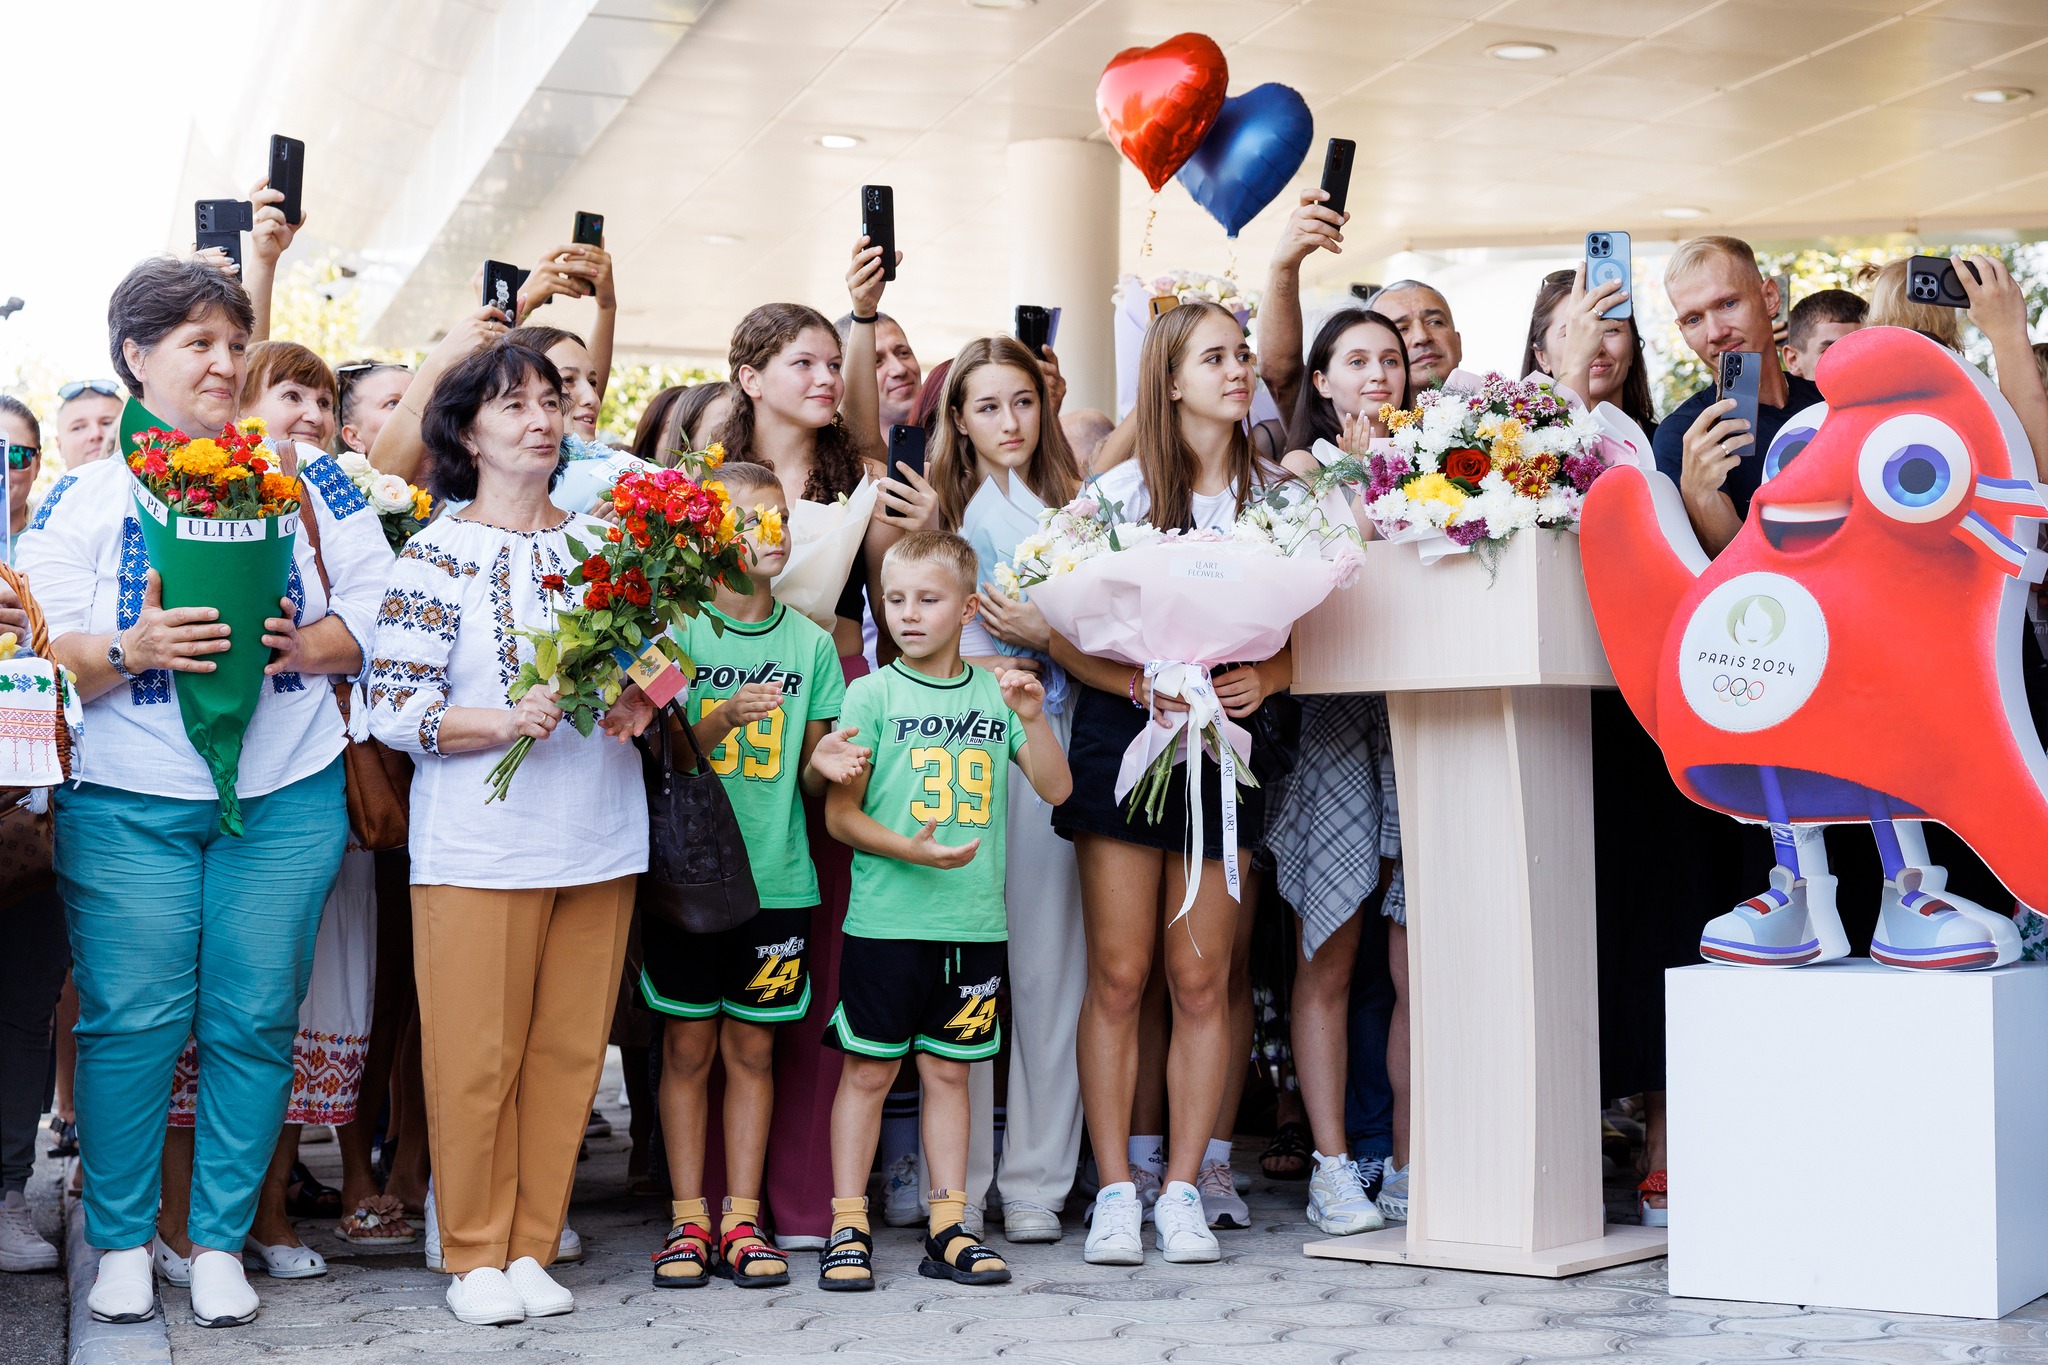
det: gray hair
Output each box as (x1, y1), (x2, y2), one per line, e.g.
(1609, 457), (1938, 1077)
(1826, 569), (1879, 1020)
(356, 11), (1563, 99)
(833, 310), (898, 342)
(1364, 279), (1450, 315)
(107, 257), (256, 396)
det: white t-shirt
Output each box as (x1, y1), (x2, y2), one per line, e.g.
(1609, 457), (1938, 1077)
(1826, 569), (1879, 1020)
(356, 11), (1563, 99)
(367, 513), (648, 889)
(1089, 455), (1263, 533)
(18, 452), (392, 800)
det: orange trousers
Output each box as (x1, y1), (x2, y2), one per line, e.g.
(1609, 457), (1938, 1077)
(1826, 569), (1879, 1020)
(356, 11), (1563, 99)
(413, 876), (635, 1273)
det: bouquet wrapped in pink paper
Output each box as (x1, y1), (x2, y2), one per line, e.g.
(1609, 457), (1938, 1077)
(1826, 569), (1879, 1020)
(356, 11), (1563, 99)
(1003, 477), (1360, 920)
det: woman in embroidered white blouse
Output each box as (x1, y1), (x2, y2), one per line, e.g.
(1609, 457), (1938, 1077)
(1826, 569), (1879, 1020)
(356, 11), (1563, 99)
(367, 340), (649, 1327)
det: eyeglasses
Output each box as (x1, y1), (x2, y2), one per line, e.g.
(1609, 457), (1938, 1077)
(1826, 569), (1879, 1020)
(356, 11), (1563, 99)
(57, 379), (121, 402)
(336, 362), (412, 402)
(5, 444), (38, 469)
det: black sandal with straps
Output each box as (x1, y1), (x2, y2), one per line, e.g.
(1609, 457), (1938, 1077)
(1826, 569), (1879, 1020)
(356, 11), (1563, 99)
(918, 1223), (1011, 1286)
(817, 1225), (874, 1292)
(651, 1221), (713, 1288)
(715, 1221), (790, 1288)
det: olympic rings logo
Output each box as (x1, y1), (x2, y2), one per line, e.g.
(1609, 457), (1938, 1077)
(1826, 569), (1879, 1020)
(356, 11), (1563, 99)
(1713, 674), (1767, 706)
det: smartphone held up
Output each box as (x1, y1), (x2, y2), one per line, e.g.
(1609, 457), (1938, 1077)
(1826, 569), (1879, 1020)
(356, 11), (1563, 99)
(482, 260), (528, 325)
(861, 185), (896, 282)
(1584, 230), (1632, 321)
(1717, 350), (1763, 452)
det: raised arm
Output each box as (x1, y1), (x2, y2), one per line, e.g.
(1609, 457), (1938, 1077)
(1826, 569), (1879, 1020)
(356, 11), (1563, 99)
(243, 178), (304, 344)
(840, 235), (898, 467)
(1260, 188), (1346, 422)
(1961, 255), (2048, 467)
(368, 305), (508, 482)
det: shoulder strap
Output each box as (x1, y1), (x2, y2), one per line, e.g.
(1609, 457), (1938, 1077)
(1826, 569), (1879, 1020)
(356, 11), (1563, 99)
(295, 465), (334, 598)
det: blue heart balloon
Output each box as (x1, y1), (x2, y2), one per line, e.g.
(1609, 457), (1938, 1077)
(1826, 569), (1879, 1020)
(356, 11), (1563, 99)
(1175, 83), (1314, 238)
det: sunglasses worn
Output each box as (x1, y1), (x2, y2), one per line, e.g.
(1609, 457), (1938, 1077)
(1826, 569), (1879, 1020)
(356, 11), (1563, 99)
(6, 445), (37, 469)
(58, 379), (121, 401)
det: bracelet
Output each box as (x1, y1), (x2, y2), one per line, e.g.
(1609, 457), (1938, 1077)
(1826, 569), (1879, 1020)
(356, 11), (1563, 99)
(1128, 670), (1144, 709)
(849, 311), (879, 325)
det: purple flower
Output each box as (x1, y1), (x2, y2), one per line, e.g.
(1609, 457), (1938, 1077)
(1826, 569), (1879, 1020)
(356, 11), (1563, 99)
(1447, 518), (1491, 547)
(1563, 453), (1606, 493)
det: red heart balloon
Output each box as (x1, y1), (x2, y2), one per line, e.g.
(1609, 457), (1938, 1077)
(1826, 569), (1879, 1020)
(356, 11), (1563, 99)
(1096, 33), (1229, 193)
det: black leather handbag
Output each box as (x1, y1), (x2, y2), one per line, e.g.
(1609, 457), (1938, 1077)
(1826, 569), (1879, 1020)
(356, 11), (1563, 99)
(639, 709), (761, 935)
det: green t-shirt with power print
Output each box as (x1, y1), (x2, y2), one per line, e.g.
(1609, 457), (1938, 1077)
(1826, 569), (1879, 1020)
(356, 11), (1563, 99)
(839, 660), (1027, 943)
(672, 602), (845, 908)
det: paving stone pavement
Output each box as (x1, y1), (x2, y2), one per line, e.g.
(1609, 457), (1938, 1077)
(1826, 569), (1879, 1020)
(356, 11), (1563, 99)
(148, 1053), (2048, 1363)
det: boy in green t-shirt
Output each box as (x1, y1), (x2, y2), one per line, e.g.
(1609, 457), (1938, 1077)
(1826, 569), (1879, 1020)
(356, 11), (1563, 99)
(641, 462), (862, 1292)
(813, 531), (1071, 1293)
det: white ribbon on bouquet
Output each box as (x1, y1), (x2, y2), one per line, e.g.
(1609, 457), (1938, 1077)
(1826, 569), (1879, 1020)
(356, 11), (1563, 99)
(1116, 661), (1253, 929)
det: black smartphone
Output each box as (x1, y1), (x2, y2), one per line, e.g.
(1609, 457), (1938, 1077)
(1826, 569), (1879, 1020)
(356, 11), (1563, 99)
(482, 259), (527, 325)
(885, 423), (927, 518)
(195, 198), (254, 273)
(1584, 230), (1632, 321)
(268, 134), (305, 227)
(861, 184), (896, 282)
(1717, 350), (1763, 453)
(1907, 253), (1978, 309)
(1319, 137), (1356, 218)
(573, 210), (605, 248)
(1015, 305), (1051, 356)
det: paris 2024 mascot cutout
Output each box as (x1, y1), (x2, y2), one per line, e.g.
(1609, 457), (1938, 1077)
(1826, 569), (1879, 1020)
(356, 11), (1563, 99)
(1581, 326), (2048, 971)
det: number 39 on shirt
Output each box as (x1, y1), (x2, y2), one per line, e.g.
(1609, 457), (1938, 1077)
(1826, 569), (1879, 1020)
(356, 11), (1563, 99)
(692, 696), (785, 780)
(908, 746), (994, 827)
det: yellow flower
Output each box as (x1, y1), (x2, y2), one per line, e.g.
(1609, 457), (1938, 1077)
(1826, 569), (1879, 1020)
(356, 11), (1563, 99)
(411, 487), (433, 520)
(170, 439), (227, 477)
(1381, 404), (1417, 432)
(1406, 472), (1468, 509)
(219, 464), (252, 482)
(716, 504), (737, 542)
(238, 416), (267, 437)
(703, 442), (725, 468)
(756, 505), (784, 547)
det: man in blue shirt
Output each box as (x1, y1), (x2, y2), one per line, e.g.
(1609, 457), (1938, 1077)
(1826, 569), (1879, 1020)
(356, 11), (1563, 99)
(1651, 236), (1823, 557)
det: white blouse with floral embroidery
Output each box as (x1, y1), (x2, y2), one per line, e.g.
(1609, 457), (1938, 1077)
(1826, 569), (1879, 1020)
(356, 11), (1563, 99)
(368, 513), (647, 890)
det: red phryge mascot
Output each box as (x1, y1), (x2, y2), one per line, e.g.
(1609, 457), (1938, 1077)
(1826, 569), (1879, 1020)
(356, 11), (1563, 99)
(1581, 326), (2048, 970)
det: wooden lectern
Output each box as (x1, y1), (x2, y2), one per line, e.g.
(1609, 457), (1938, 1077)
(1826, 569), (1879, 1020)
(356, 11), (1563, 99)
(1291, 533), (1667, 1276)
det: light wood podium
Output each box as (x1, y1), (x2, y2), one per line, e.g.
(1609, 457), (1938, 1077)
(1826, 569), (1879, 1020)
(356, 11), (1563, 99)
(1291, 532), (1667, 1276)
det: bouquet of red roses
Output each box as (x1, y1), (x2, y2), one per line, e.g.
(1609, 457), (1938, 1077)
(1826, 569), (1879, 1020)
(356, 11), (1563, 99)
(484, 461), (777, 801)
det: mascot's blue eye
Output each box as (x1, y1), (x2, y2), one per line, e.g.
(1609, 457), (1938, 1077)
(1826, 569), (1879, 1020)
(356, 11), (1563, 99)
(1763, 402), (1828, 481)
(1857, 413), (1972, 524)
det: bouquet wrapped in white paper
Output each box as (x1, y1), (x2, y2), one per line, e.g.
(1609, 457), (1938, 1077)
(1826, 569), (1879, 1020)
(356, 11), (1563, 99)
(770, 478), (879, 631)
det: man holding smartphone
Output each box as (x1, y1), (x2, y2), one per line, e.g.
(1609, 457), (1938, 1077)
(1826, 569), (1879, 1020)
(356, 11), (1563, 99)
(837, 311), (922, 444)
(1654, 236), (1821, 557)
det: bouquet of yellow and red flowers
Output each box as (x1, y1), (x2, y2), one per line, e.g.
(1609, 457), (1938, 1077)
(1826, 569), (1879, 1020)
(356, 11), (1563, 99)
(484, 460), (783, 801)
(125, 411), (306, 833)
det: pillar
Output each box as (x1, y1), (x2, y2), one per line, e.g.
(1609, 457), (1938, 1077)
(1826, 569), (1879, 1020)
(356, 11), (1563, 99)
(1005, 138), (1120, 419)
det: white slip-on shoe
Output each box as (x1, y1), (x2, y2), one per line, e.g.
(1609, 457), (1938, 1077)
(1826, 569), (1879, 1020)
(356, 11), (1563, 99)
(188, 1248), (260, 1328)
(1082, 1182), (1143, 1265)
(1196, 1160), (1249, 1230)
(555, 1223), (583, 1264)
(150, 1236), (191, 1287)
(0, 1191), (58, 1272)
(242, 1235), (327, 1279)
(1001, 1202), (1062, 1244)
(1152, 1181), (1220, 1264)
(87, 1245), (157, 1323)
(505, 1256), (575, 1317)
(445, 1266), (526, 1326)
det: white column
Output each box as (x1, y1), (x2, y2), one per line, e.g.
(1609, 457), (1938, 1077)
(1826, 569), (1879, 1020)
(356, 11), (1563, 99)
(1005, 138), (1120, 418)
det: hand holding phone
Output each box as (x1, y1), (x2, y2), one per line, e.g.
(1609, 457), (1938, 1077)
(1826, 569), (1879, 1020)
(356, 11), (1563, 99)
(482, 259), (528, 325)
(1717, 350), (1762, 453)
(861, 185), (896, 283)
(268, 135), (305, 227)
(1584, 231), (1632, 321)
(1015, 305), (1051, 356)
(1319, 138), (1356, 218)
(1907, 254), (1978, 309)
(195, 199), (255, 273)
(881, 423), (931, 523)
(573, 211), (605, 248)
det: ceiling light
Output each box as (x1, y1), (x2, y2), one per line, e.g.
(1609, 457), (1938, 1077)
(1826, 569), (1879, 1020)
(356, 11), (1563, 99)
(1965, 86), (2032, 105)
(816, 133), (863, 149)
(1660, 205), (1707, 220)
(1486, 41), (1554, 61)
(703, 233), (741, 246)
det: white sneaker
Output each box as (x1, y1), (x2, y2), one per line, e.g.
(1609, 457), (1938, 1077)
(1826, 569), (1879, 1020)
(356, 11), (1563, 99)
(1082, 1182), (1144, 1265)
(1377, 1163), (1410, 1223)
(87, 1246), (156, 1323)
(242, 1235), (327, 1279)
(1002, 1202), (1062, 1244)
(150, 1235), (191, 1287)
(1197, 1159), (1249, 1229)
(0, 1191), (57, 1272)
(505, 1256), (574, 1317)
(555, 1224), (583, 1264)
(424, 1181), (441, 1271)
(1153, 1180), (1220, 1263)
(189, 1248), (260, 1328)
(880, 1152), (923, 1227)
(1307, 1153), (1387, 1236)
(446, 1266), (525, 1326)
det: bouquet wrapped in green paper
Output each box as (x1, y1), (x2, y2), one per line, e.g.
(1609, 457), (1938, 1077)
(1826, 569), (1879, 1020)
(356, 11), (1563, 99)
(124, 402), (304, 834)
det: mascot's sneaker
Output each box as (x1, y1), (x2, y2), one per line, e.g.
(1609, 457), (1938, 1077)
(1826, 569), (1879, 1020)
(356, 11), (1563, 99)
(1700, 865), (1840, 967)
(1873, 869), (2019, 970)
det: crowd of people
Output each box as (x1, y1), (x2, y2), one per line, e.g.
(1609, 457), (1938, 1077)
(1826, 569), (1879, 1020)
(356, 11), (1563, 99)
(0, 166), (2042, 1334)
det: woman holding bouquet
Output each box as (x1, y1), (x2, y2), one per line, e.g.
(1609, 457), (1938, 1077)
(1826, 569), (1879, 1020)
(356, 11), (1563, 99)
(367, 341), (647, 1327)
(1049, 301), (1291, 1266)
(21, 257), (384, 1327)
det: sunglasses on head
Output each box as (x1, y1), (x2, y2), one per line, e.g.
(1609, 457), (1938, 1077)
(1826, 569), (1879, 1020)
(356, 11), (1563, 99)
(6, 444), (37, 469)
(58, 379), (121, 402)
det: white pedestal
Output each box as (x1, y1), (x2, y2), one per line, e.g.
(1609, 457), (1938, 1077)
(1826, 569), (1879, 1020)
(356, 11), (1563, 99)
(1668, 961), (2048, 1318)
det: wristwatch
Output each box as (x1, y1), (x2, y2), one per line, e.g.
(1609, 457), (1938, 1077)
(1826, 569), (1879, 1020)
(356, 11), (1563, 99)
(107, 632), (139, 680)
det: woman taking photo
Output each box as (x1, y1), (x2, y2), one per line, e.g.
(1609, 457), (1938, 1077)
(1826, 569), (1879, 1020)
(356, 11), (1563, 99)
(1521, 268), (1658, 435)
(1050, 301), (1289, 1267)
(22, 257), (384, 1328)
(368, 341), (647, 1327)
(923, 336), (1085, 1243)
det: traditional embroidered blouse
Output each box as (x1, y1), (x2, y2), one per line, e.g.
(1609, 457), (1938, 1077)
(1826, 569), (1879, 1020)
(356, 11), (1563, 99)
(366, 512), (647, 889)
(17, 449), (390, 800)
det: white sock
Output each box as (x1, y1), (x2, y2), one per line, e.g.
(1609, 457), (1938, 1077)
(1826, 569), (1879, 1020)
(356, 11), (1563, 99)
(1204, 1138), (1233, 1168)
(1128, 1136), (1164, 1176)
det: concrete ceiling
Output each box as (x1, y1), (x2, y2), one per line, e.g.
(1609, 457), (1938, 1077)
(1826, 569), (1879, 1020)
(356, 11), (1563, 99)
(239, 0), (2048, 364)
